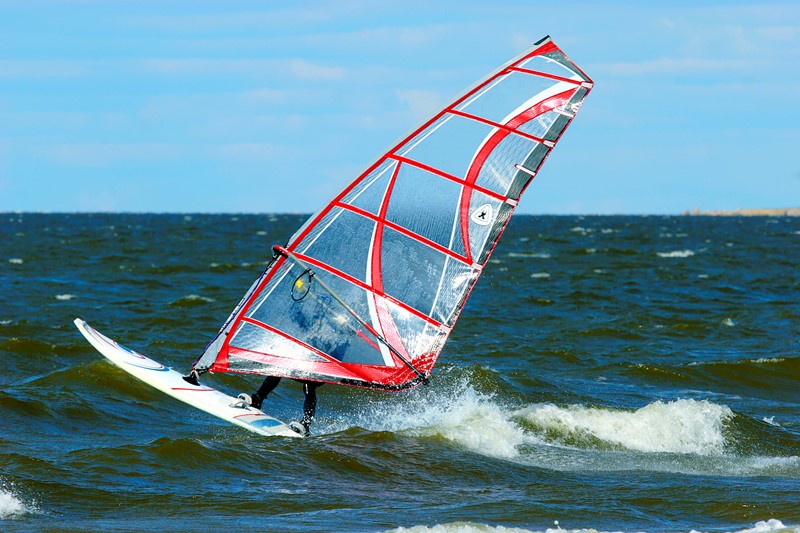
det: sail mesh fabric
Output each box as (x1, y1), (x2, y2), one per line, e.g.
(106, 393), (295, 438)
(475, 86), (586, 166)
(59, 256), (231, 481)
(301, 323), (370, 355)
(195, 36), (593, 389)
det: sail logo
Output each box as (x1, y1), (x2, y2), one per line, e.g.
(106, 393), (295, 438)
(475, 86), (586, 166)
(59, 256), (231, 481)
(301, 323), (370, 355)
(471, 204), (493, 226)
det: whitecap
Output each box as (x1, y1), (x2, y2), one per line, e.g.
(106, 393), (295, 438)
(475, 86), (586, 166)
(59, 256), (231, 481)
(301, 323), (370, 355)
(753, 357), (784, 364)
(8, 258), (23, 264)
(386, 519), (800, 533)
(721, 318), (735, 327)
(732, 519), (800, 533)
(55, 294), (76, 301)
(345, 381), (527, 461)
(385, 523), (537, 532)
(518, 399), (732, 456)
(0, 486), (32, 519)
(531, 272), (551, 279)
(763, 416), (779, 426)
(657, 250), (695, 258)
(508, 252), (551, 259)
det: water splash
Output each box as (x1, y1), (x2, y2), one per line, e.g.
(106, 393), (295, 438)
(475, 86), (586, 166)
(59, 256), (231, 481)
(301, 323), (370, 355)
(340, 379), (527, 460)
(518, 399), (732, 456)
(0, 483), (33, 519)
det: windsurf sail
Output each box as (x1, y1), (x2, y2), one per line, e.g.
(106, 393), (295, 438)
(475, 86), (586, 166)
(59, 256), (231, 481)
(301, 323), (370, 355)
(193, 36), (593, 390)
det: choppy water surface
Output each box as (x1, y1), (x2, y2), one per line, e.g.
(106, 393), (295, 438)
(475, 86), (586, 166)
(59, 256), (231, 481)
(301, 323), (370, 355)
(1, 213), (799, 532)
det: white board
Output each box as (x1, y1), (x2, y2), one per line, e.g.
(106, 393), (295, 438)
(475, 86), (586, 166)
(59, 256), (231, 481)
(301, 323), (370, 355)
(74, 318), (302, 438)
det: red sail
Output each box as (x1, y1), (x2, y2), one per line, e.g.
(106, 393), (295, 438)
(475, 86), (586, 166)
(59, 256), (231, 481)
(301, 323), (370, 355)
(194, 36), (593, 390)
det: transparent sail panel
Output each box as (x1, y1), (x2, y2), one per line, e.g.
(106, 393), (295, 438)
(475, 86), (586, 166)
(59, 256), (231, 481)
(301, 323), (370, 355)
(385, 163), (466, 255)
(517, 109), (568, 141)
(396, 114), (495, 180)
(230, 322), (328, 363)
(472, 133), (540, 199)
(454, 71), (560, 126)
(517, 51), (585, 80)
(296, 207), (376, 284)
(381, 227), (476, 324)
(246, 263), (387, 366)
(384, 298), (445, 359)
(468, 194), (514, 265)
(341, 159), (397, 215)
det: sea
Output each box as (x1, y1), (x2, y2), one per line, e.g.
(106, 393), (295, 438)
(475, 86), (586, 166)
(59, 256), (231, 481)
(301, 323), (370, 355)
(1, 213), (798, 533)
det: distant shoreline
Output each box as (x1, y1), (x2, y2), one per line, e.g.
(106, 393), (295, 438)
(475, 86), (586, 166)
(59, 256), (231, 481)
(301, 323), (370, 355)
(684, 208), (800, 217)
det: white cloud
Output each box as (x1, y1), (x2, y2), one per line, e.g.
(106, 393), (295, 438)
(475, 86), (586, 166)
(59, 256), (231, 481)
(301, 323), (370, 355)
(37, 143), (187, 167)
(211, 142), (282, 162)
(593, 57), (754, 76)
(395, 89), (442, 121)
(0, 59), (91, 78)
(288, 59), (345, 81)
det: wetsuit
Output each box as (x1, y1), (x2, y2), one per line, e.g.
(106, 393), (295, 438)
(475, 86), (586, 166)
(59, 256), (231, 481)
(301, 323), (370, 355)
(252, 376), (322, 431)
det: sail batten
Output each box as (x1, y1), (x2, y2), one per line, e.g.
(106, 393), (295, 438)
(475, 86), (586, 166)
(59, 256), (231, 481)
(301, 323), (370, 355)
(194, 37), (593, 389)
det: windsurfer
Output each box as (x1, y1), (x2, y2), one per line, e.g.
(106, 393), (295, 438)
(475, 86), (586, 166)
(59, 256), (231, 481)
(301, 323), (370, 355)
(238, 377), (322, 436)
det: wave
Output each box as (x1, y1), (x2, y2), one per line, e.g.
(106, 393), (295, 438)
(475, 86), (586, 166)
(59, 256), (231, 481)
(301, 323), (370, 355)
(518, 399), (730, 455)
(339, 378), (800, 477)
(625, 356), (800, 400)
(385, 519), (800, 533)
(656, 249), (695, 258)
(168, 294), (215, 307)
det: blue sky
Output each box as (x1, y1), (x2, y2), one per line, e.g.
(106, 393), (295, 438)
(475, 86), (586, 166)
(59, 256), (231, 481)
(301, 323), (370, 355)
(1, 1), (798, 214)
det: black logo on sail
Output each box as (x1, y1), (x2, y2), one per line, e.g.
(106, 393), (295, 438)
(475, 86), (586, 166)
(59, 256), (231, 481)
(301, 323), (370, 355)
(471, 204), (493, 226)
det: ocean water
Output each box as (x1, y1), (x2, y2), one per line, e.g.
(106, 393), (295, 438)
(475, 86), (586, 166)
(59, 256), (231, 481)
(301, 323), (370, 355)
(1, 213), (798, 533)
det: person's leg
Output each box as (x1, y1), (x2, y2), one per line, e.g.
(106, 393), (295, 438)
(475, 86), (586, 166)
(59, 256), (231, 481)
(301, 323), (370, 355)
(256, 375), (282, 399)
(239, 375), (281, 409)
(300, 381), (321, 431)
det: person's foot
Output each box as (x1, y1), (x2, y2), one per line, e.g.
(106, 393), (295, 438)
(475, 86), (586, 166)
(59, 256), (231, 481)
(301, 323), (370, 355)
(236, 393), (262, 410)
(289, 420), (310, 437)
(182, 369), (200, 386)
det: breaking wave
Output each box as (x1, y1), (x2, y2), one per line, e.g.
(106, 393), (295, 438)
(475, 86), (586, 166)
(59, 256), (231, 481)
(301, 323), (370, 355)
(386, 519), (800, 533)
(341, 379), (799, 477)
(518, 399), (731, 455)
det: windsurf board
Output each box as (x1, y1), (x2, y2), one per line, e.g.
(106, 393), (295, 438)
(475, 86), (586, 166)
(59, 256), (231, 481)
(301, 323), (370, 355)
(74, 318), (302, 438)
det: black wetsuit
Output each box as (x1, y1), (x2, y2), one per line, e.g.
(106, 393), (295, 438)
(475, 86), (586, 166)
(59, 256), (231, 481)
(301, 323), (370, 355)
(253, 376), (322, 430)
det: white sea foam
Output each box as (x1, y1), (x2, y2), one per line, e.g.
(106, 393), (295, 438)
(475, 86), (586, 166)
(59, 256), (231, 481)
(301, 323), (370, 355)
(656, 250), (695, 258)
(531, 272), (551, 279)
(55, 293), (76, 301)
(508, 252), (551, 259)
(386, 519), (800, 533)
(8, 258), (23, 264)
(729, 519), (800, 533)
(344, 381), (799, 477)
(0, 486), (32, 519)
(171, 294), (214, 304)
(387, 523), (538, 533)
(347, 383), (526, 460)
(569, 226), (592, 235)
(518, 399), (733, 456)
